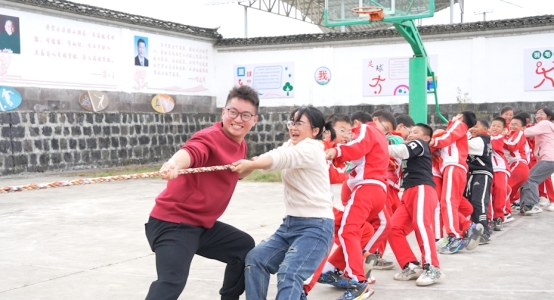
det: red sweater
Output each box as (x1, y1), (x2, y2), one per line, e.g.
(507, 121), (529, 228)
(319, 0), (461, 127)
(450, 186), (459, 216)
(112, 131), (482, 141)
(150, 122), (247, 228)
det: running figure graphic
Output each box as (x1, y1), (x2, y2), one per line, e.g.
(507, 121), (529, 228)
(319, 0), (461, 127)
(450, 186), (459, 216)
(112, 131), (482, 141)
(534, 61), (554, 89)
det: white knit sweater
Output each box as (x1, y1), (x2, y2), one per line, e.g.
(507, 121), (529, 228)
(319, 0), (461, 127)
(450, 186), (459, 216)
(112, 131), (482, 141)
(264, 138), (334, 219)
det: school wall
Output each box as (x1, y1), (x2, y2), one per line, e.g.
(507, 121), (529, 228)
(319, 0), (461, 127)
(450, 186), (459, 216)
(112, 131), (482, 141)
(215, 30), (554, 107)
(2, 0), (554, 175)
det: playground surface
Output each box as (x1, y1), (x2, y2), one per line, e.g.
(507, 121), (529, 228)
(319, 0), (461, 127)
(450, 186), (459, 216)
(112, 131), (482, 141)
(1, 173), (554, 300)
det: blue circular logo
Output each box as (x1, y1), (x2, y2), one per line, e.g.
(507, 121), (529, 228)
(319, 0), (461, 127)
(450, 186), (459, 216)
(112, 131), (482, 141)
(0, 86), (22, 111)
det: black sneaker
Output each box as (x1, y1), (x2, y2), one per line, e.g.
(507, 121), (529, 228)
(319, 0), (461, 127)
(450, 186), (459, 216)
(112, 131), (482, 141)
(493, 217), (503, 231)
(479, 233), (491, 245)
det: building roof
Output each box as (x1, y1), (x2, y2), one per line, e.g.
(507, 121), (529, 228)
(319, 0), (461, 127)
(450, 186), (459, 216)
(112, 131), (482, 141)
(215, 14), (554, 48)
(5, 0), (222, 39)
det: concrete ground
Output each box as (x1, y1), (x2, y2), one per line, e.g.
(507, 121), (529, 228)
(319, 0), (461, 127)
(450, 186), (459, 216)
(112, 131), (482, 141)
(1, 174), (554, 300)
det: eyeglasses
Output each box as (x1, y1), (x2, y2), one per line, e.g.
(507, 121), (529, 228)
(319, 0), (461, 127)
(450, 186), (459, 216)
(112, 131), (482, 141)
(225, 108), (255, 121)
(287, 120), (311, 129)
(336, 128), (352, 137)
(378, 119), (390, 136)
(536, 113), (546, 117)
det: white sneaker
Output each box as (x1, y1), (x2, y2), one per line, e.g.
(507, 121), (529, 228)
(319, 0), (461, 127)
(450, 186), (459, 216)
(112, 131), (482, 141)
(504, 213), (514, 223)
(523, 204), (543, 216)
(394, 263), (423, 281)
(547, 203), (554, 212)
(416, 265), (445, 286)
(539, 197), (549, 207)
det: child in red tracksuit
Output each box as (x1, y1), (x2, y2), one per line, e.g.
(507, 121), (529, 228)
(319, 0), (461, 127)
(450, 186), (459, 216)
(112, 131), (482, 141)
(431, 129), (445, 240)
(431, 112), (483, 255)
(488, 117), (511, 229)
(323, 110), (396, 300)
(503, 115), (530, 216)
(388, 123), (445, 286)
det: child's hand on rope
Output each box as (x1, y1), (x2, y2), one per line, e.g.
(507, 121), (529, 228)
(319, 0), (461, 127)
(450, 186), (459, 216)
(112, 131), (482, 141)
(230, 159), (253, 173)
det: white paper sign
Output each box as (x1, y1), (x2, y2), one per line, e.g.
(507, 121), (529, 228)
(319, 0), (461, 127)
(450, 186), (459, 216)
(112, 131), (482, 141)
(524, 47), (554, 91)
(362, 55), (438, 96)
(234, 62), (295, 98)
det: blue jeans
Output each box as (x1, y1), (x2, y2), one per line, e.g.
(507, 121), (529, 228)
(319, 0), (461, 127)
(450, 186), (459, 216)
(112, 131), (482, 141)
(244, 216), (334, 300)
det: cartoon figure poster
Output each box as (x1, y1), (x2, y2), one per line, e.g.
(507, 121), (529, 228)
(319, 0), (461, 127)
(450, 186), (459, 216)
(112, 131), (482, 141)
(362, 55), (438, 97)
(524, 47), (554, 91)
(234, 62), (295, 98)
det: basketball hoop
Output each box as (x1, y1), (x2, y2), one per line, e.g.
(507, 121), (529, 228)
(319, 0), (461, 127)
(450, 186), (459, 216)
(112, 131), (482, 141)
(351, 6), (384, 22)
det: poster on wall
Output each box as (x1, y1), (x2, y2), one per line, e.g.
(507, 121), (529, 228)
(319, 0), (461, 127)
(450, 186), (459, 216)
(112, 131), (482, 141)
(233, 62), (295, 98)
(524, 47), (554, 91)
(362, 55), (438, 96)
(0, 8), (120, 90)
(0, 86), (21, 111)
(130, 30), (213, 94)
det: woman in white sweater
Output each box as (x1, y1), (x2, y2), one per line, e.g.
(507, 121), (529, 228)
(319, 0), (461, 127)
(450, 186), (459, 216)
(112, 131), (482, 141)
(231, 106), (335, 300)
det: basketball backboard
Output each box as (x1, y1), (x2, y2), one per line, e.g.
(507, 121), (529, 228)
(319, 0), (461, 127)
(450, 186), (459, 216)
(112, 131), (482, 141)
(324, 0), (435, 27)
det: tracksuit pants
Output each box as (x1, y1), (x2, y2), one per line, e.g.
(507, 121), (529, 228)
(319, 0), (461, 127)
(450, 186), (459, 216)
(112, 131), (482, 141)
(327, 184), (390, 282)
(439, 165), (469, 238)
(521, 160), (554, 207)
(465, 172), (493, 234)
(506, 161), (530, 213)
(389, 185), (440, 269)
(489, 171), (509, 220)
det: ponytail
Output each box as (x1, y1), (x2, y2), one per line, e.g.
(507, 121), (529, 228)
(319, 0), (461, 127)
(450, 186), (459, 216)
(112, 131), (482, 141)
(323, 121), (336, 141)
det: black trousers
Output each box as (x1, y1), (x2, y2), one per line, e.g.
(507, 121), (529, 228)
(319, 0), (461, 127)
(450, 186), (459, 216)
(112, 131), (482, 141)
(145, 216), (255, 300)
(465, 173), (493, 234)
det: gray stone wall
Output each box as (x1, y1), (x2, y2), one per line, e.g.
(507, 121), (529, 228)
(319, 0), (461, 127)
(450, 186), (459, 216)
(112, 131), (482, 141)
(0, 110), (292, 175)
(2, 86), (554, 175)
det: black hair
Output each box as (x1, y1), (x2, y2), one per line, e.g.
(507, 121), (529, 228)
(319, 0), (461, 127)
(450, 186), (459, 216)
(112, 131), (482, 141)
(516, 111), (531, 120)
(512, 115), (527, 127)
(226, 85), (260, 114)
(492, 117), (506, 128)
(137, 38), (146, 47)
(351, 111), (372, 124)
(537, 108), (553, 120)
(290, 106), (328, 140)
(415, 123), (433, 138)
(325, 114), (351, 141)
(461, 111), (477, 129)
(476, 119), (489, 129)
(373, 110), (397, 129)
(500, 106), (514, 115)
(396, 114), (415, 128)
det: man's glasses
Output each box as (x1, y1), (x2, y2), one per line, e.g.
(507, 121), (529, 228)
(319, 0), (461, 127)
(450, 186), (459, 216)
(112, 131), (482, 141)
(225, 108), (255, 121)
(287, 120), (311, 129)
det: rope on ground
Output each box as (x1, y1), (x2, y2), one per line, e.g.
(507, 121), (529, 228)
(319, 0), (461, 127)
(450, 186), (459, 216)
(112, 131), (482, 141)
(0, 165), (232, 194)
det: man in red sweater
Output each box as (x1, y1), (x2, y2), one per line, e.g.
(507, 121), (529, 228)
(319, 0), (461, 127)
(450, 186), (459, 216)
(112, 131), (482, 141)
(144, 85), (259, 300)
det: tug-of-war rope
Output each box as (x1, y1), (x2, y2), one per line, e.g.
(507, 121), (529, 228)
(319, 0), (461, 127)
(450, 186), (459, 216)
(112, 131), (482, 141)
(0, 165), (232, 194)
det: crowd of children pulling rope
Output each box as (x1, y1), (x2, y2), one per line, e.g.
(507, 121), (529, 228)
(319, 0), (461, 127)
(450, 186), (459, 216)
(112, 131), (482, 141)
(142, 85), (554, 300)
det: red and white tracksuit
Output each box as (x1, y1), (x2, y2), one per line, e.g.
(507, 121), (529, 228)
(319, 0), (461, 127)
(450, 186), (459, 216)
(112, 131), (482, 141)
(504, 130), (530, 213)
(389, 185), (440, 268)
(327, 122), (391, 282)
(432, 120), (471, 238)
(489, 134), (511, 220)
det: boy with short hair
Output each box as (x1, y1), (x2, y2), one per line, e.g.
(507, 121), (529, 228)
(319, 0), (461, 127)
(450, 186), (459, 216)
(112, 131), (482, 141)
(323, 110), (396, 300)
(431, 112), (484, 254)
(388, 123), (445, 286)
(489, 117), (511, 229)
(467, 119), (494, 244)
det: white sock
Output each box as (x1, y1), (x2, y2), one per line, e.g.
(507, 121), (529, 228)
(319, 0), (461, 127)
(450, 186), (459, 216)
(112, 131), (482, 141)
(321, 261), (336, 274)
